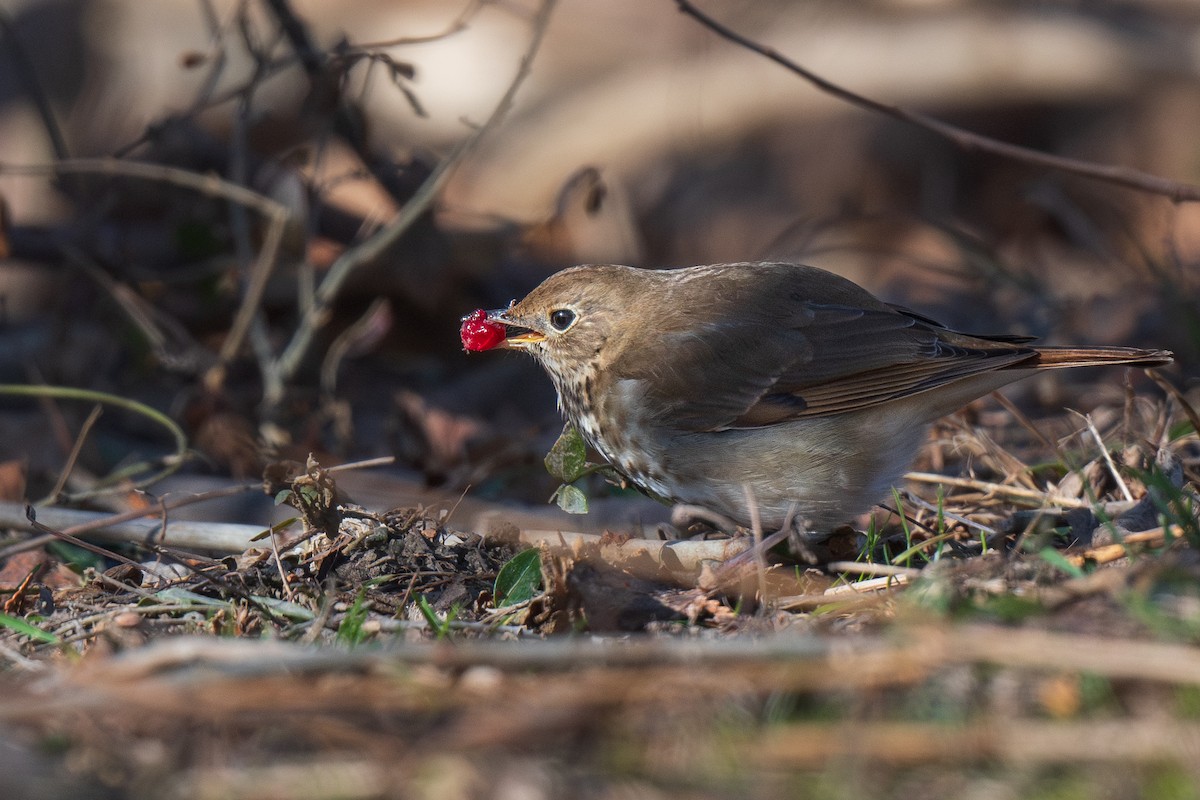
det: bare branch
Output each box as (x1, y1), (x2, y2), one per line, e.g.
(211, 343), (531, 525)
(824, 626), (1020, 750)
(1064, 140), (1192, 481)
(354, 0), (486, 49)
(0, 158), (288, 221)
(674, 0), (1200, 203)
(0, 7), (69, 160)
(266, 0), (560, 406)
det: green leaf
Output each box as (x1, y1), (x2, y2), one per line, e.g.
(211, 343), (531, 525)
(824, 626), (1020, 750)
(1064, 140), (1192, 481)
(416, 595), (453, 639)
(0, 612), (60, 644)
(1169, 419), (1197, 441)
(337, 589), (371, 646)
(544, 425), (588, 483)
(152, 587), (314, 622)
(253, 596), (315, 621)
(494, 548), (542, 607)
(552, 484), (589, 514)
(1038, 547), (1086, 579)
(972, 594), (1047, 622)
(250, 517), (299, 542)
(46, 540), (105, 574)
(153, 587), (230, 608)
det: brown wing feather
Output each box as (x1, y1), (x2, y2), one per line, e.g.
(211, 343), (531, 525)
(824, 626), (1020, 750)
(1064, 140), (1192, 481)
(737, 349), (1035, 424)
(621, 263), (1037, 431)
(616, 263), (1168, 433)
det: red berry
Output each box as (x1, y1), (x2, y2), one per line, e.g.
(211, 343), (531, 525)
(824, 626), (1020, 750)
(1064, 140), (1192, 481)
(460, 309), (507, 351)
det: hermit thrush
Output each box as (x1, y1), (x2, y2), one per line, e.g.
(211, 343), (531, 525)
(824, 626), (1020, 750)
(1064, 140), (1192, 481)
(463, 262), (1172, 531)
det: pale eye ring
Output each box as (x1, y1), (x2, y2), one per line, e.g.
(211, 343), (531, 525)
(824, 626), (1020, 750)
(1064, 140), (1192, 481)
(549, 309), (576, 331)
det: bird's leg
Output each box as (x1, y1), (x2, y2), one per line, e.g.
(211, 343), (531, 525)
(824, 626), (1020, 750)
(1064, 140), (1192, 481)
(669, 504), (739, 537)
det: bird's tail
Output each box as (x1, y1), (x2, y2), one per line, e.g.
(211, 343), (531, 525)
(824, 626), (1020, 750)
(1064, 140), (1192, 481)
(1027, 346), (1173, 370)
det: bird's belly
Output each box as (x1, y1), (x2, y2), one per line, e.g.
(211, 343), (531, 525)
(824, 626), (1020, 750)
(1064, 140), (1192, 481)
(598, 406), (930, 531)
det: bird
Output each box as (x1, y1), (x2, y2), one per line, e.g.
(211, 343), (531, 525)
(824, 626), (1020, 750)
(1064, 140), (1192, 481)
(465, 262), (1173, 532)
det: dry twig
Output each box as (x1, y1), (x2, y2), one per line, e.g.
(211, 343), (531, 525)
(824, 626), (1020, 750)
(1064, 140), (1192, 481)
(674, 0), (1200, 202)
(266, 0), (560, 406)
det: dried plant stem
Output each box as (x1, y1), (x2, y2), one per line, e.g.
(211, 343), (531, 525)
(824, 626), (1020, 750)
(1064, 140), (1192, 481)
(900, 492), (997, 536)
(1149, 369), (1200, 438)
(58, 243), (206, 371)
(42, 404), (103, 505)
(268, 524), (296, 602)
(1079, 411), (1134, 502)
(905, 471), (1087, 508)
(327, 457), (396, 473)
(209, 164), (289, 391)
(24, 507), (148, 572)
(990, 391), (1057, 453)
(826, 561), (919, 579)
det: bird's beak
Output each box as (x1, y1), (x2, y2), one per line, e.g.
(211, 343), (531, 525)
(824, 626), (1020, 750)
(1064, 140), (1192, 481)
(488, 310), (546, 347)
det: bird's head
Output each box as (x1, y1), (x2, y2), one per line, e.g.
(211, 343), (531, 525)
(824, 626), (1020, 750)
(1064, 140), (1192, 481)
(464, 265), (650, 380)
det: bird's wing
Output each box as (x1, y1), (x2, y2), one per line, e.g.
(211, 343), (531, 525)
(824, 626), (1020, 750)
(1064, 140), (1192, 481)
(625, 272), (1036, 431)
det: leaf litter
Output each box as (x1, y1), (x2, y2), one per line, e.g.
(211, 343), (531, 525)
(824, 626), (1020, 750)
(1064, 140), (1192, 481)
(0, 387), (1198, 798)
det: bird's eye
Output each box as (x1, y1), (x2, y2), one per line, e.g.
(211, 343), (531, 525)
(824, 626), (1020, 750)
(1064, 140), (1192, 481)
(549, 309), (576, 331)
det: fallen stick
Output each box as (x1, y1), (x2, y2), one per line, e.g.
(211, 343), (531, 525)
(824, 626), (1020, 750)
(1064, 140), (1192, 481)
(0, 501), (749, 581)
(1067, 525), (1183, 567)
(0, 502), (265, 553)
(487, 526), (752, 582)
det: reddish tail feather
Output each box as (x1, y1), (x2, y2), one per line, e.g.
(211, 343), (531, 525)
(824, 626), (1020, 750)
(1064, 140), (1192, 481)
(1027, 346), (1173, 370)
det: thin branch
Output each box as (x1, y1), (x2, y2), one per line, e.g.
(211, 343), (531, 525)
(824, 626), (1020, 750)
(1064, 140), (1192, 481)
(319, 298), (391, 397)
(262, 0), (420, 201)
(0, 158), (288, 222)
(826, 561), (920, 579)
(355, 0), (486, 49)
(901, 492), (998, 537)
(266, 0), (559, 406)
(0, 497), (264, 556)
(674, 0), (1200, 203)
(1148, 369), (1200, 440)
(43, 404), (103, 505)
(0, 7), (68, 160)
(24, 506), (148, 572)
(905, 472), (1070, 508)
(327, 456), (397, 473)
(181, 0), (234, 118)
(0, 384), (190, 498)
(1077, 411), (1134, 503)
(990, 391), (1058, 454)
(261, 0), (323, 74)
(0, 158), (292, 390)
(59, 242), (210, 373)
(0, 460), (388, 559)
(208, 94), (290, 392)
(41, 622), (1200, 684)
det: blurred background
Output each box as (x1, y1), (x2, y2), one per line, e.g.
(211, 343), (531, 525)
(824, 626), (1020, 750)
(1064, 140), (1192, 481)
(0, 0), (1197, 531)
